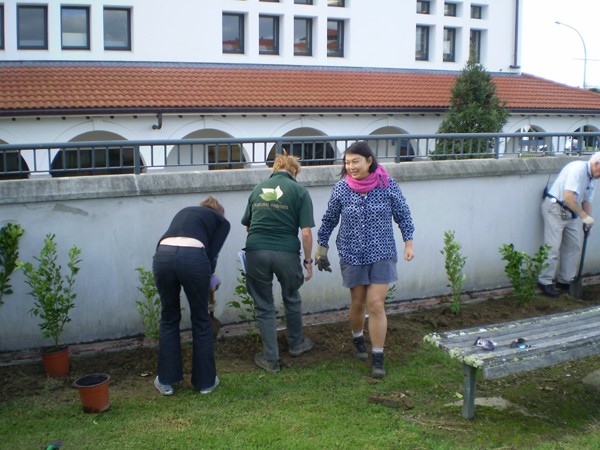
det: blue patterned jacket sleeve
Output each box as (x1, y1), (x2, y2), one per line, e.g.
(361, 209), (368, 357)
(389, 178), (415, 242)
(317, 181), (343, 248)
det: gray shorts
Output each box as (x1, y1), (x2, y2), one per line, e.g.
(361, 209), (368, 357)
(340, 258), (398, 289)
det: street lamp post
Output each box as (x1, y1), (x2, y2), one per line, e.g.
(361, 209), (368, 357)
(555, 21), (587, 89)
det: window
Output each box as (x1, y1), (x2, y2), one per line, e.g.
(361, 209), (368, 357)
(327, 19), (344, 57)
(415, 25), (429, 61)
(328, 0), (345, 6)
(223, 13), (244, 53)
(17, 5), (48, 49)
(416, 1), (430, 14)
(103, 7), (131, 50)
(295, 0), (313, 4)
(0, 5), (4, 50)
(61, 6), (90, 50)
(471, 5), (482, 19)
(443, 27), (456, 62)
(259, 15), (279, 55)
(294, 17), (312, 56)
(470, 29), (481, 63)
(0, 150), (30, 180)
(51, 146), (140, 177)
(444, 3), (457, 17)
(208, 144), (245, 170)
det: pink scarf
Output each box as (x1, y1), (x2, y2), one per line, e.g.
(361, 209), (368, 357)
(345, 164), (390, 193)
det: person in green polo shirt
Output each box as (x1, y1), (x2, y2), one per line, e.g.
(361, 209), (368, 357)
(241, 152), (315, 373)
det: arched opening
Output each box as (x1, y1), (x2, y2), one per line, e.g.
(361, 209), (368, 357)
(571, 125), (600, 153)
(266, 128), (336, 167)
(0, 139), (30, 180)
(178, 129), (247, 170)
(510, 125), (550, 155)
(367, 127), (415, 162)
(50, 131), (142, 177)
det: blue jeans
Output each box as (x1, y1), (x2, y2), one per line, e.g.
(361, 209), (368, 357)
(152, 245), (215, 391)
(245, 249), (305, 362)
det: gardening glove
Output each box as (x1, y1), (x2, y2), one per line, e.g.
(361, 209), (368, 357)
(210, 274), (221, 291)
(582, 215), (594, 229)
(315, 244), (332, 272)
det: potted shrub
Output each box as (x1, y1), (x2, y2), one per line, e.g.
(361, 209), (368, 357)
(17, 233), (82, 377)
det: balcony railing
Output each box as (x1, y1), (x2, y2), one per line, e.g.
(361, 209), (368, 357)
(1, 131), (599, 179)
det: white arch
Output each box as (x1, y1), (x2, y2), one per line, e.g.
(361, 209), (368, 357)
(53, 119), (135, 143)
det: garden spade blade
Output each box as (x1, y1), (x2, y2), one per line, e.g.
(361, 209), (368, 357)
(570, 227), (590, 299)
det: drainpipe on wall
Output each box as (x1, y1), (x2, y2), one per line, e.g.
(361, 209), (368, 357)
(152, 112), (163, 130)
(510, 0), (521, 69)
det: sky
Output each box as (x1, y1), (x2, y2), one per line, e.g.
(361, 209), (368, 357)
(521, 0), (600, 89)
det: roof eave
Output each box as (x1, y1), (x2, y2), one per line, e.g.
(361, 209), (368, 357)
(0, 106), (450, 118)
(3, 106), (600, 118)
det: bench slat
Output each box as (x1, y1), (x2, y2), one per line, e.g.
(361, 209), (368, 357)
(424, 305), (600, 419)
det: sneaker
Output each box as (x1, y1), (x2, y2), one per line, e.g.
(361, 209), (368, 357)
(371, 353), (386, 379)
(254, 352), (281, 373)
(352, 335), (369, 361)
(154, 376), (174, 396)
(556, 281), (571, 291)
(199, 376), (220, 394)
(289, 337), (314, 357)
(538, 283), (560, 298)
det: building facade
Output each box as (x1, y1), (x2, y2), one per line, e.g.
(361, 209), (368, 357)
(0, 0), (599, 174)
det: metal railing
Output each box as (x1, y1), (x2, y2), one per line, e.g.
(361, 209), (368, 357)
(1, 131), (599, 179)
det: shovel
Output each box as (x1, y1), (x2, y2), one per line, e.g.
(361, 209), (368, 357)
(569, 226), (590, 299)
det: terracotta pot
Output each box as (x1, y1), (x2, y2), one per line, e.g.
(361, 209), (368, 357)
(41, 346), (70, 377)
(73, 373), (111, 413)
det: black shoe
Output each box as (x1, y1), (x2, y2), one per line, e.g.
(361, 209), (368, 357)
(371, 352), (386, 378)
(538, 283), (560, 298)
(352, 336), (369, 361)
(556, 281), (571, 291)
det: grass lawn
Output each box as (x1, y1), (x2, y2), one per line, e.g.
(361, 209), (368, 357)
(2, 290), (600, 449)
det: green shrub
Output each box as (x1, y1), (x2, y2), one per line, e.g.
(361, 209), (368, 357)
(17, 234), (81, 348)
(0, 223), (25, 306)
(441, 230), (467, 313)
(499, 243), (550, 305)
(135, 265), (161, 342)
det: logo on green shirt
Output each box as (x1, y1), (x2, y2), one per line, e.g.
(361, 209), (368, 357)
(259, 186), (283, 202)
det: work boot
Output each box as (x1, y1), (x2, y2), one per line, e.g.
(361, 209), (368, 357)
(371, 352), (386, 378)
(538, 283), (560, 298)
(352, 335), (368, 361)
(555, 281), (571, 291)
(289, 337), (314, 357)
(254, 352), (280, 373)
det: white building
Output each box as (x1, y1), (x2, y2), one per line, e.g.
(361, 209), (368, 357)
(1, 0), (600, 171)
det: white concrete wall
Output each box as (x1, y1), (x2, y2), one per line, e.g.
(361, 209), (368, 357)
(1, 156), (598, 352)
(1, 0), (518, 73)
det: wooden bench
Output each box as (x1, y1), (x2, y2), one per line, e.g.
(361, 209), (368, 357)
(424, 305), (600, 419)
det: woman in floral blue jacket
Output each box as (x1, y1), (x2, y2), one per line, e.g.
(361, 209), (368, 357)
(315, 141), (415, 378)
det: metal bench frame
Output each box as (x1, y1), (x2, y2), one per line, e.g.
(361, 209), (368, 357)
(424, 305), (600, 419)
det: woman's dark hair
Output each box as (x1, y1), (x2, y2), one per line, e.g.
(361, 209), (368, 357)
(201, 195), (225, 216)
(340, 141), (378, 177)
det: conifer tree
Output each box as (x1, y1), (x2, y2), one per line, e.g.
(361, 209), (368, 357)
(434, 60), (509, 159)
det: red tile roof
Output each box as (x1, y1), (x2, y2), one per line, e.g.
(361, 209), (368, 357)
(1, 63), (600, 116)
